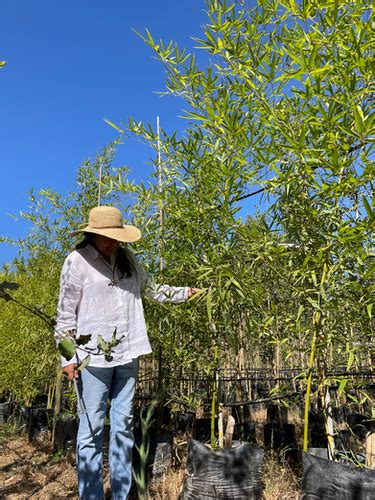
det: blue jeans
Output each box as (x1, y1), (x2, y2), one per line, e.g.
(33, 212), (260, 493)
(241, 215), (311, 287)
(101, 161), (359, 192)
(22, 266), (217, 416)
(76, 359), (139, 499)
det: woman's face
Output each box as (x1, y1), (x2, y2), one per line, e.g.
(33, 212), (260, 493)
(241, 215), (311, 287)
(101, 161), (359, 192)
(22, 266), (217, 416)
(91, 234), (119, 259)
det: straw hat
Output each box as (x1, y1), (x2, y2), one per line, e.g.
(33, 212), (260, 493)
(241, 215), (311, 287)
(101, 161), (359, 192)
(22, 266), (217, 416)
(70, 206), (141, 243)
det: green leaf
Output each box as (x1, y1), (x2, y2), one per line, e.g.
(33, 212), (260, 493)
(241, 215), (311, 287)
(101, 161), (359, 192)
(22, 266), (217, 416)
(306, 297), (321, 311)
(338, 379), (348, 396)
(78, 355), (91, 371)
(264, 316), (275, 327)
(367, 304), (372, 320)
(319, 286), (328, 302)
(97, 335), (109, 352)
(296, 305), (304, 322)
(347, 350), (355, 370)
(104, 118), (124, 134)
(362, 196), (374, 221)
(58, 338), (76, 361)
(206, 288), (213, 322)
(76, 334), (92, 346)
(353, 104), (365, 134)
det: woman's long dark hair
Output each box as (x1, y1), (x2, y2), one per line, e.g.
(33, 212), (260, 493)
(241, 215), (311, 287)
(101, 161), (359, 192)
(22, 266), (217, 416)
(76, 233), (134, 278)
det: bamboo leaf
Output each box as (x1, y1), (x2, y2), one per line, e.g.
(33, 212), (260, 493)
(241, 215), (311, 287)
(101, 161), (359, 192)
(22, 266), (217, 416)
(307, 297), (322, 311)
(296, 305), (304, 322)
(353, 104), (365, 134)
(206, 288), (213, 322)
(347, 350), (355, 370)
(338, 379), (348, 396)
(362, 196), (374, 221)
(104, 118), (124, 133)
(367, 304), (372, 320)
(264, 316), (275, 327)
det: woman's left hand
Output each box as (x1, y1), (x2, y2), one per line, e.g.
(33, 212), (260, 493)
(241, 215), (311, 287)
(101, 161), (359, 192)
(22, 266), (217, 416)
(188, 288), (202, 298)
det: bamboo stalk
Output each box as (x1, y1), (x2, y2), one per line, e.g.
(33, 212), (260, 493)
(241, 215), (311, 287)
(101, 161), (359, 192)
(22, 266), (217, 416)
(210, 344), (219, 449)
(51, 363), (63, 448)
(303, 320), (318, 453)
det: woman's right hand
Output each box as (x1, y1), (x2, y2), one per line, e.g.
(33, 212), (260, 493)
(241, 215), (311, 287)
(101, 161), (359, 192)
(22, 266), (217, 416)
(63, 363), (79, 381)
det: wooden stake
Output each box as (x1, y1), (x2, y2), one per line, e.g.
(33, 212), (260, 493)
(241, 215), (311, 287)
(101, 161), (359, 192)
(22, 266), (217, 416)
(324, 386), (335, 460)
(218, 408), (224, 448)
(225, 415), (235, 448)
(366, 431), (375, 469)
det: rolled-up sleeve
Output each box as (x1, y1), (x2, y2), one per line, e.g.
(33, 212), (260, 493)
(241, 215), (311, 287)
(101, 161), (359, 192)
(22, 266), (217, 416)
(129, 254), (189, 303)
(55, 254), (83, 365)
(144, 278), (189, 303)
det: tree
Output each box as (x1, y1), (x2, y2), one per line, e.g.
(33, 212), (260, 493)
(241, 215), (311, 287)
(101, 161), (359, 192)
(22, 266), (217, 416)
(1, 1), (373, 451)
(109, 0), (373, 446)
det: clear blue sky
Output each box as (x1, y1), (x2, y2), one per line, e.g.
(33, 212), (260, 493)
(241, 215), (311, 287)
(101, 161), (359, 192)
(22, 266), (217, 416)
(0, 0), (210, 266)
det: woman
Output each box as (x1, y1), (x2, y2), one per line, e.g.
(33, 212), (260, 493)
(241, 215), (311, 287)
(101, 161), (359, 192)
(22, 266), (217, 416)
(55, 205), (198, 499)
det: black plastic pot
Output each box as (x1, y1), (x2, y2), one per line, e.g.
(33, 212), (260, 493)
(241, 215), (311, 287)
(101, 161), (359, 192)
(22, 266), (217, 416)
(309, 412), (328, 448)
(27, 407), (53, 442)
(133, 430), (173, 480)
(233, 421), (257, 443)
(347, 413), (374, 439)
(181, 439), (264, 499)
(263, 423), (298, 462)
(302, 451), (375, 499)
(53, 416), (78, 451)
(0, 401), (9, 424)
(266, 404), (288, 425)
(174, 411), (196, 436)
(150, 432), (173, 479)
(194, 417), (216, 443)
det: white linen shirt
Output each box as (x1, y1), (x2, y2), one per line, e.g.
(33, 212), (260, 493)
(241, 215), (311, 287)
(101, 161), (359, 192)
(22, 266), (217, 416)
(55, 244), (189, 368)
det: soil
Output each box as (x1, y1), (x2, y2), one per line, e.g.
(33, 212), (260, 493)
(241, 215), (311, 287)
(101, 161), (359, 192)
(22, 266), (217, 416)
(0, 435), (78, 499)
(0, 431), (301, 499)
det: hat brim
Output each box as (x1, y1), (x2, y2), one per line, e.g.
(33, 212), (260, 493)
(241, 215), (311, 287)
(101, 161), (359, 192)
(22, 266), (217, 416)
(70, 225), (141, 243)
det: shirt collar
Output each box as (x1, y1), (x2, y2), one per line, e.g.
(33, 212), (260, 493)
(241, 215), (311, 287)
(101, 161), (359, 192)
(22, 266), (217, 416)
(83, 243), (100, 260)
(83, 243), (116, 265)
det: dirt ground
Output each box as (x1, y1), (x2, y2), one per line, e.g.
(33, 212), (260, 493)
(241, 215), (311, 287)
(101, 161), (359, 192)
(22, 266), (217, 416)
(0, 433), (183, 499)
(0, 436), (78, 499)
(0, 431), (301, 499)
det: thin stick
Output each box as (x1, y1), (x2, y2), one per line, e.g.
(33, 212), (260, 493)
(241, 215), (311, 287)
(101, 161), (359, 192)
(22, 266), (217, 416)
(156, 116), (164, 430)
(98, 159), (103, 206)
(157, 116), (163, 271)
(303, 320), (318, 452)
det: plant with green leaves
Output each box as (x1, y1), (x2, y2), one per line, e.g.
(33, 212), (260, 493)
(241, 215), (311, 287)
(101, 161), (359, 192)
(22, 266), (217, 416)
(0, 144), (134, 403)
(132, 399), (159, 499)
(1, 0), (373, 457)
(105, 0), (373, 449)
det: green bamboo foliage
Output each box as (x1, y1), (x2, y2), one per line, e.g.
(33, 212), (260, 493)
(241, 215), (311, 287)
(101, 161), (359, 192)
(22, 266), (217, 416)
(0, 145), (129, 402)
(116, 0), (374, 444)
(0, 2), (373, 449)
